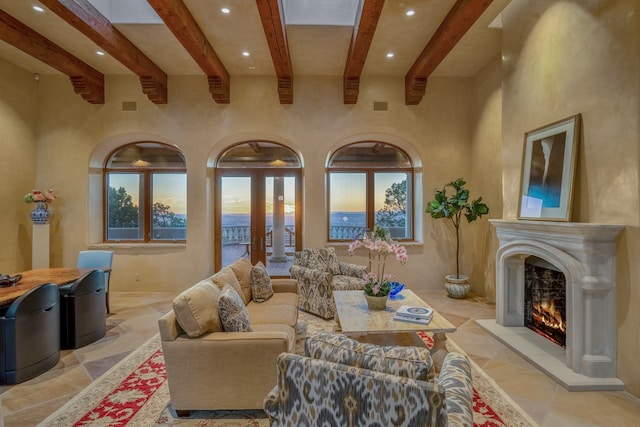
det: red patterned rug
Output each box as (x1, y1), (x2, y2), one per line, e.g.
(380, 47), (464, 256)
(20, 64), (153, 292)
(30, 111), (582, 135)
(38, 313), (538, 426)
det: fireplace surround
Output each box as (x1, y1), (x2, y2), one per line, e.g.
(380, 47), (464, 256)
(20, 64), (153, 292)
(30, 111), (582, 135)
(478, 219), (624, 391)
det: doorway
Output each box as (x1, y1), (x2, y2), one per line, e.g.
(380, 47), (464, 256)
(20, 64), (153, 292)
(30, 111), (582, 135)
(215, 142), (302, 277)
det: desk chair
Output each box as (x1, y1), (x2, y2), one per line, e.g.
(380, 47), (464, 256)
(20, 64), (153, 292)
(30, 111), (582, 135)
(77, 250), (113, 313)
(59, 269), (107, 349)
(0, 283), (60, 385)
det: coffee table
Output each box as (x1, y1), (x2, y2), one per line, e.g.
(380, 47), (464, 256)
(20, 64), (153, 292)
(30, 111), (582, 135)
(333, 289), (457, 370)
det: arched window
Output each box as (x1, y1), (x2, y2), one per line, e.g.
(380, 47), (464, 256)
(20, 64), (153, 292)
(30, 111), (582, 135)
(104, 142), (187, 242)
(327, 142), (413, 241)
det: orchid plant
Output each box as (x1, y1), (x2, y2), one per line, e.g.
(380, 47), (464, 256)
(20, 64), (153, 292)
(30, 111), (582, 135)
(348, 226), (408, 297)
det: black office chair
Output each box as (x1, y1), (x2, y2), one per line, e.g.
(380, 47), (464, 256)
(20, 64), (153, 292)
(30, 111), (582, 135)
(59, 269), (107, 349)
(0, 283), (61, 385)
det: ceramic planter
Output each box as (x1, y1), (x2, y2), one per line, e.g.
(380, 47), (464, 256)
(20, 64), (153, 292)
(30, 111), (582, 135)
(445, 274), (470, 299)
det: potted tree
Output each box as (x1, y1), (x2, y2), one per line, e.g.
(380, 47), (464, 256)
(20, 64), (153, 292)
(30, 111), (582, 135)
(426, 178), (489, 298)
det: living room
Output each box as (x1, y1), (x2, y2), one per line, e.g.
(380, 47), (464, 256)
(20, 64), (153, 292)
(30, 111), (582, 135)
(1, 0), (639, 425)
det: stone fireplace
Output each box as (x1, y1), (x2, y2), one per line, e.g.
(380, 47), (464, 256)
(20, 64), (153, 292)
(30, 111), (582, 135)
(478, 219), (624, 391)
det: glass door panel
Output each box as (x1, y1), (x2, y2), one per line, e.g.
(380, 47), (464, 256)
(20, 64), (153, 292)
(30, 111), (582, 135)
(264, 176), (296, 276)
(220, 176), (252, 268)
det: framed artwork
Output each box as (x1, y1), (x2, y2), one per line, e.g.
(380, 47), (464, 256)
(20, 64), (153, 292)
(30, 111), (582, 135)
(518, 113), (581, 221)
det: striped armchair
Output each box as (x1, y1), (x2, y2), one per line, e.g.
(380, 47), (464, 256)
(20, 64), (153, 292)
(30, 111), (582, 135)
(289, 247), (367, 319)
(264, 332), (473, 427)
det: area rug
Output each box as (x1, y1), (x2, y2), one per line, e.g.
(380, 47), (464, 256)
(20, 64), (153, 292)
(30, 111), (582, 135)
(39, 312), (538, 427)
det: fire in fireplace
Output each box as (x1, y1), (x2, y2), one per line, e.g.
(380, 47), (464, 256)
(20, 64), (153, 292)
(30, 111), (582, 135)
(524, 256), (567, 348)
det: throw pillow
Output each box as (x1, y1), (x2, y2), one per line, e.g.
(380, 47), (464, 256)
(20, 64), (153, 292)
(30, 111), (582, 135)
(305, 332), (435, 381)
(326, 247), (341, 275)
(218, 284), (252, 332)
(209, 267), (247, 305)
(172, 280), (222, 338)
(250, 261), (274, 302)
(228, 257), (253, 303)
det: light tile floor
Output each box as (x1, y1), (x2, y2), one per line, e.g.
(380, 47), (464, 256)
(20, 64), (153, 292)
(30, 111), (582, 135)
(1, 290), (639, 426)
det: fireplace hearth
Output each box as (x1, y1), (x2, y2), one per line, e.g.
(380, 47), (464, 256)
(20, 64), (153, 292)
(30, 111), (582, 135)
(478, 220), (624, 391)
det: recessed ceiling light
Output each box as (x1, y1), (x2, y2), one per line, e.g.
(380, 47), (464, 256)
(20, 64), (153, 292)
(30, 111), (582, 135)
(96, 51), (105, 56)
(242, 51), (250, 57)
(32, 5), (45, 12)
(406, 10), (415, 16)
(386, 52), (394, 58)
(221, 7), (230, 14)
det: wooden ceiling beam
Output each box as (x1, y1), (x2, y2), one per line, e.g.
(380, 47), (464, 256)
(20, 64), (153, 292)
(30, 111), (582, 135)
(256, 0), (293, 104)
(39, 0), (168, 104)
(343, 0), (385, 104)
(405, 0), (493, 105)
(0, 9), (104, 104)
(147, 0), (230, 104)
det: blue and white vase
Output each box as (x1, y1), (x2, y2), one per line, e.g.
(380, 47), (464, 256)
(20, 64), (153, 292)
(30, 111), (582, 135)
(31, 203), (51, 224)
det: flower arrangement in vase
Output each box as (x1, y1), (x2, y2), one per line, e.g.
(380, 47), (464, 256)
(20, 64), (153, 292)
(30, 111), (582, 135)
(348, 226), (408, 309)
(24, 189), (56, 224)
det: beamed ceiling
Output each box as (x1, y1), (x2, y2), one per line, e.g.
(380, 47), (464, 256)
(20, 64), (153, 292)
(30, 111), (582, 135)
(0, 0), (510, 105)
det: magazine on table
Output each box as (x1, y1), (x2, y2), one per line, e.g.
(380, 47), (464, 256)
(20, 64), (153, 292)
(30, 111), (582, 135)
(396, 305), (433, 319)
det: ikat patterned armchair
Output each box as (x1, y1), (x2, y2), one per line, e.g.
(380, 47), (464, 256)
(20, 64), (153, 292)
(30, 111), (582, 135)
(264, 332), (474, 427)
(289, 247), (367, 319)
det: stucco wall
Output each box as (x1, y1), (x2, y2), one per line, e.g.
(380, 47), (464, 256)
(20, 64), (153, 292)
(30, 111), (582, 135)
(501, 0), (639, 397)
(0, 60), (38, 272)
(21, 71), (490, 294)
(469, 56), (504, 299)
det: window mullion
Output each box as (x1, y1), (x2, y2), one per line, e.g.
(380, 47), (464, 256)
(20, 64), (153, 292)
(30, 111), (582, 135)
(366, 170), (375, 231)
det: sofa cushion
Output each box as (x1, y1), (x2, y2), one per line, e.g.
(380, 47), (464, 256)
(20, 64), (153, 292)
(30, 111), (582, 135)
(218, 285), (252, 332)
(265, 292), (298, 307)
(210, 267), (247, 305)
(326, 247), (341, 275)
(247, 300), (298, 327)
(228, 257), (253, 303)
(305, 332), (435, 381)
(172, 280), (222, 338)
(250, 261), (274, 302)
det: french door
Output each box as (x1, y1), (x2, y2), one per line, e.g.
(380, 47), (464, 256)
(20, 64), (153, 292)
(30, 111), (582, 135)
(216, 170), (301, 277)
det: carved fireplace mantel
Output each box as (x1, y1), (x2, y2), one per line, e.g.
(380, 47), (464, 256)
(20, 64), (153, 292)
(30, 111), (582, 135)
(478, 219), (625, 391)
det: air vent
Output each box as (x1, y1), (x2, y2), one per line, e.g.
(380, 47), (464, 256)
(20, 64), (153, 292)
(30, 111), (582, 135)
(373, 101), (388, 111)
(122, 101), (137, 111)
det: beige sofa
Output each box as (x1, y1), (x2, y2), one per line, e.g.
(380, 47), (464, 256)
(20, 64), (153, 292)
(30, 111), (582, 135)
(157, 258), (298, 415)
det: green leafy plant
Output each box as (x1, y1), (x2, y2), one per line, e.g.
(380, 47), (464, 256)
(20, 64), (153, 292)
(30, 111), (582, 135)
(426, 178), (489, 279)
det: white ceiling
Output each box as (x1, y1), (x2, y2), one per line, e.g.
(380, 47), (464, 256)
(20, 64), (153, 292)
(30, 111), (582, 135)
(0, 0), (510, 80)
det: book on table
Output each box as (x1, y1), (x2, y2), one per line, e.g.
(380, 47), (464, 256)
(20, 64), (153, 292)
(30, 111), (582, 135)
(392, 312), (432, 325)
(393, 305), (433, 325)
(396, 305), (434, 319)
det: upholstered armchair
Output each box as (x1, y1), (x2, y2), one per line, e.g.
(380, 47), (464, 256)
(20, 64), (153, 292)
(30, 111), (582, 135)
(264, 332), (474, 427)
(289, 247), (367, 319)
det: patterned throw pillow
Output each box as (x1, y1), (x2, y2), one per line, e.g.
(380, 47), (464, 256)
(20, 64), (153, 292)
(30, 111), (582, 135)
(250, 261), (274, 302)
(218, 285), (252, 332)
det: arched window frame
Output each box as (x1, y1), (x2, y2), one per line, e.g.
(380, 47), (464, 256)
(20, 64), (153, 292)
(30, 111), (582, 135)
(327, 141), (414, 242)
(103, 142), (187, 243)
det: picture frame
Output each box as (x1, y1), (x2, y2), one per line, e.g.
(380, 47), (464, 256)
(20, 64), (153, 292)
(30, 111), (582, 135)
(518, 113), (581, 221)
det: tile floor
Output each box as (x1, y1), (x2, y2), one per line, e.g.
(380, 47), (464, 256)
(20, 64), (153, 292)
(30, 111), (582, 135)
(1, 290), (639, 426)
